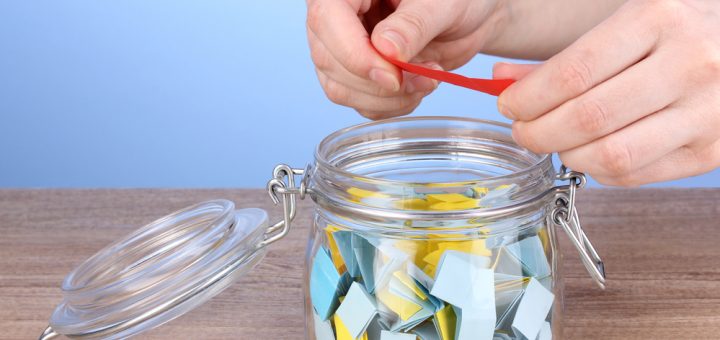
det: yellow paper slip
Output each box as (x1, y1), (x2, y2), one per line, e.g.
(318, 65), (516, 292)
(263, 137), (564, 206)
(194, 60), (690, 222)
(394, 198), (429, 210)
(325, 225), (347, 273)
(392, 271), (427, 300)
(376, 288), (423, 321)
(347, 187), (391, 199)
(428, 200), (480, 211)
(422, 239), (492, 272)
(434, 304), (456, 340)
(473, 187), (489, 197)
(426, 193), (473, 204)
(334, 313), (368, 340)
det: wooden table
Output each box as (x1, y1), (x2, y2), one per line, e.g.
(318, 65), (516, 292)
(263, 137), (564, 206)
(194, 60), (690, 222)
(1, 189), (719, 340)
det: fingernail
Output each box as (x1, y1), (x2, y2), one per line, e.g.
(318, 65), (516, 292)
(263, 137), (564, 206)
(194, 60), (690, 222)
(370, 68), (400, 92)
(380, 30), (405, 58)
(493, 62), (508, 74)
(498, 100), (516, 120)
(406, 75), (437, 94)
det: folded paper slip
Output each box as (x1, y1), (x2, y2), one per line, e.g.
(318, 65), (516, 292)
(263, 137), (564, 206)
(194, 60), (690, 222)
(336, 282), (379, 339)
(310, 248), (347, 320)
(511, 278), (555, 340)
(387, 58), (515, 96)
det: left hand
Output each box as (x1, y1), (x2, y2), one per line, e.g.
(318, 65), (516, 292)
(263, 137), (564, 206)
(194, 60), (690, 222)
(494, 0), (720, 186)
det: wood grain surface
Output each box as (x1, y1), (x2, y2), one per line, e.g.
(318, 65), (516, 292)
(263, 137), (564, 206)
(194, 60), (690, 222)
(1, 189), (719, 340)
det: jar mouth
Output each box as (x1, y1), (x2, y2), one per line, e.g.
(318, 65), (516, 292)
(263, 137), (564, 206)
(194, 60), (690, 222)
(311, 116), (556, 223)
(315, 116), (551, 186)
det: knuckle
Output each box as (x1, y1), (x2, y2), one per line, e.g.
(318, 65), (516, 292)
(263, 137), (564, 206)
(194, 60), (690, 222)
(323, 78), (350, 105)
(393, 10), (429, 41)
(306, 1), (325, 33)
(594, 175), (634, 187)
(555, 57), (594, 95)
(685, 41), (720, 84)
(597, 139), (634, 176)
(702, 46), (720, 78)
(575, 99), (611, 136)
(342, 47), (371, 77)
(395, 98), (422, 116)
(356, 109), (383, 120)
(512, 123), (542, 154)
(558, 152), (584, 173)
(309, 44), (331, 72)
(609, 175), (640, 187)
(651, 0), (691, 28)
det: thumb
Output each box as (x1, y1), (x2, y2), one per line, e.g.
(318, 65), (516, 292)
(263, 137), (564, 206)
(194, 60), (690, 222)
(371, 0), (456, 61)
(493, 62), (541, 80)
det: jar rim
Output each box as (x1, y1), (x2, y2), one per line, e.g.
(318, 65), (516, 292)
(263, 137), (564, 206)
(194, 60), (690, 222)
(314, 116), (552, 187)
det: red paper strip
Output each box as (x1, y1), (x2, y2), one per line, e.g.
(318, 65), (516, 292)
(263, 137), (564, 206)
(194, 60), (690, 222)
(387, 59), (515, 96)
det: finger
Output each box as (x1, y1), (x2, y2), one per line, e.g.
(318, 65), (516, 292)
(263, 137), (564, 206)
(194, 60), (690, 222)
(512, 51), (681, 154)
(498, 2), (659, 121)
(357, 102), (423, 120)
(592, 139), (720, 187)
(309, 30), (438, 95)
(317, 70), (426, 112)
(558, 106), (697, 178)
(370, 0), (462, 61)
(307, 0), (400, 91)
(493, 63), (540, 80)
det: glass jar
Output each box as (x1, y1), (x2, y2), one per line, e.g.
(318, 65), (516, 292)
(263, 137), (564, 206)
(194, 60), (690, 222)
(40, 116), (604, 340)
(302, 117), (604, 340)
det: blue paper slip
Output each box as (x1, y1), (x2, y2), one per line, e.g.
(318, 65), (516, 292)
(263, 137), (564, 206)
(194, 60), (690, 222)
(430, 250), (493, 309)
(505, 236), (551, 278)
(333, 231), (361, 277)
(492, 247), (525, 278)
(390, 306), (433, 332)
(336, 282), (378, 339)
(355, 235), (408, 294)
(353, 234), (380, 292)
(512, 278), (555, 340)
(310, 248), (344, 320)
(495, 290), (523, 331)
(313, 312), (336, 340)
(365, 316), (387, 339)
(478, 184), (519, 206)
(380, 330), (417, 340)
(454, 305), (496, 340)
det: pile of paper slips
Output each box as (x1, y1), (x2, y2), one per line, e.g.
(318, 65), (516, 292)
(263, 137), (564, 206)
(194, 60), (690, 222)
(310, 185), (555, 340)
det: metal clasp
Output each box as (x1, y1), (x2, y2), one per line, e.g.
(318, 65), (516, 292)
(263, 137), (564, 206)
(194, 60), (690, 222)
(552, 166), (607, 289)
(259, 164), (310, 248)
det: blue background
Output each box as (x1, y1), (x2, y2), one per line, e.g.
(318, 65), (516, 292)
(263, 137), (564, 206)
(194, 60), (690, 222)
(1, 1), (717, 188)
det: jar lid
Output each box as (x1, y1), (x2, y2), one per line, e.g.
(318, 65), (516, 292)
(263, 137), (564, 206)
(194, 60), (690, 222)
(42, 200), (269, 339)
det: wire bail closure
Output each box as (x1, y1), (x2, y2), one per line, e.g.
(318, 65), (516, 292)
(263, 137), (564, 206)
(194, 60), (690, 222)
(552, 166), (606, 289)
(261, 164), (310, 247)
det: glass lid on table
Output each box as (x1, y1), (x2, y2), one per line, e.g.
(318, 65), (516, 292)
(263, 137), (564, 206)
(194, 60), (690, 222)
(40, 200), (271, 340)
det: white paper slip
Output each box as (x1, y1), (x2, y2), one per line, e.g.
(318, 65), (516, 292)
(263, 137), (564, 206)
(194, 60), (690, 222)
(511, 278), (555, 340)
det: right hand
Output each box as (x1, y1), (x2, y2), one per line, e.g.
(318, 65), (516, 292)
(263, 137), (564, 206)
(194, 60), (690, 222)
(306, 0), (505, 119)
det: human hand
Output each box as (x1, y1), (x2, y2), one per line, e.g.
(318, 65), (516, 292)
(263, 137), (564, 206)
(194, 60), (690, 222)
(495, 0), (720, 186)
(306, 0), (503, 119)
